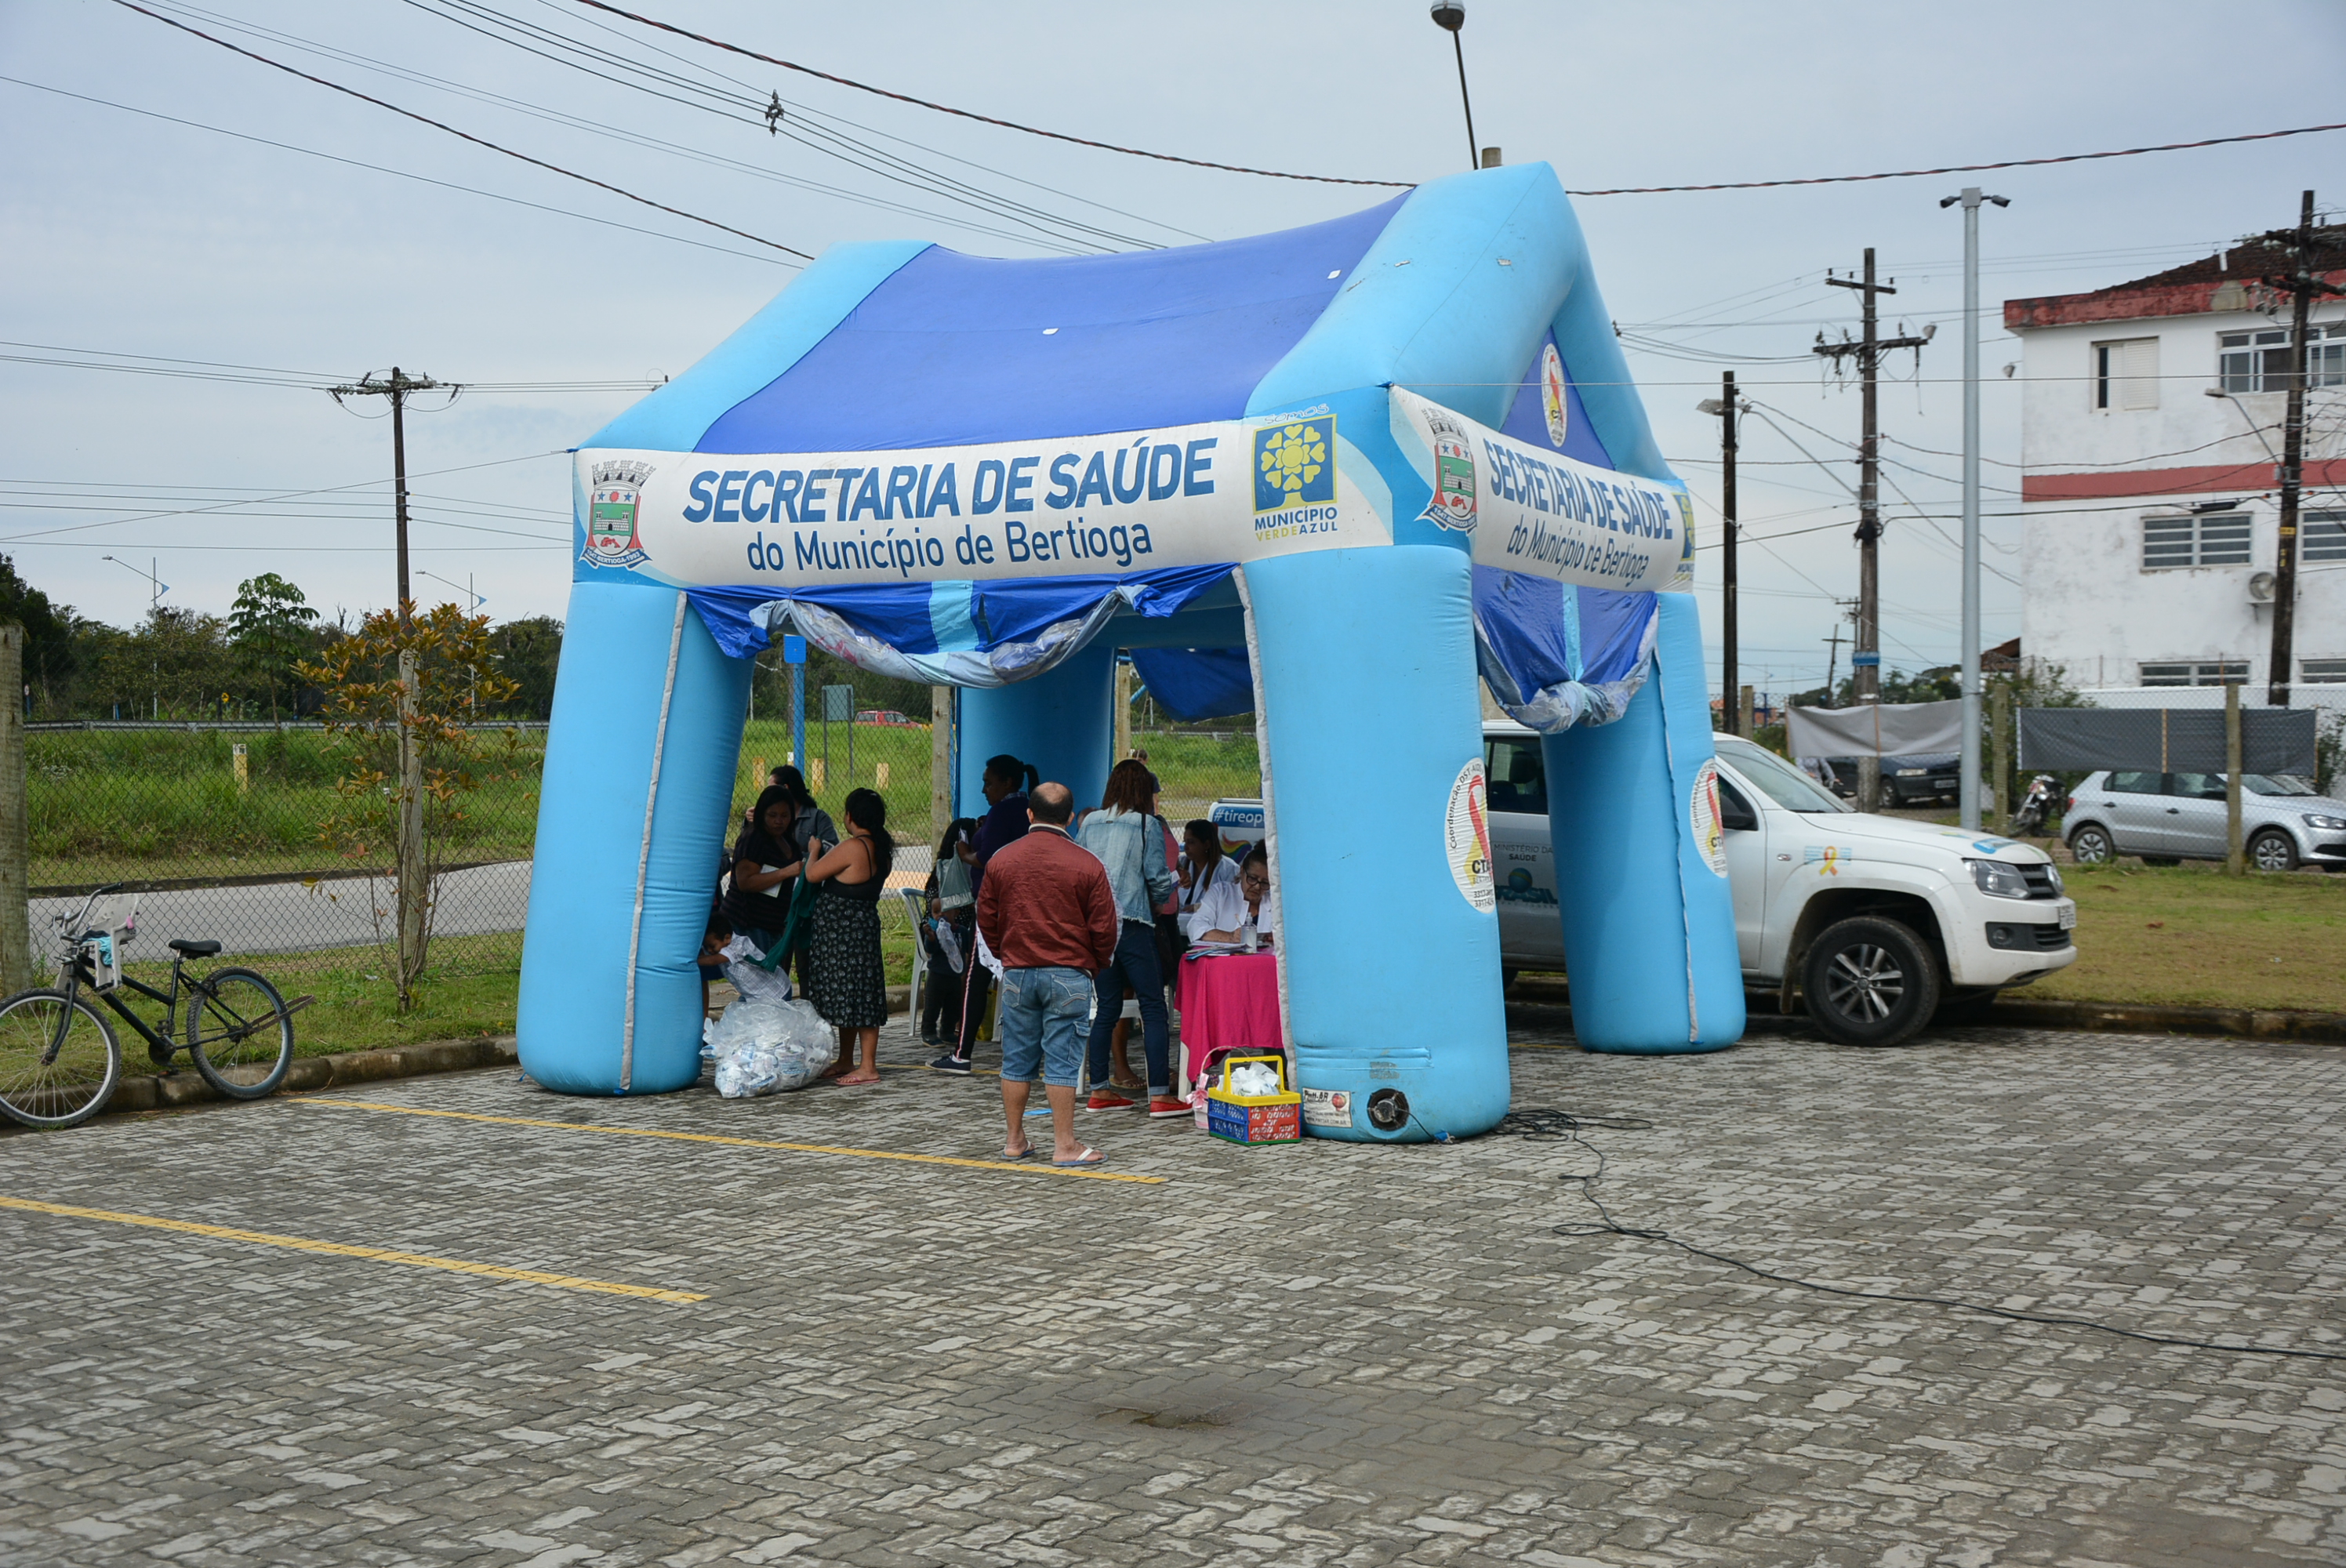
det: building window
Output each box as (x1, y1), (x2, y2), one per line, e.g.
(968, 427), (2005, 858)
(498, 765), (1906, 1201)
(2093, 337), (2159, 409)
(2219, 323), (2345, 393)
(2303, 659), (2346, 684)
(2140, 661), (2249, 686)
(2142, 511), (2252, 568)
(2303, 510), (2346, 564)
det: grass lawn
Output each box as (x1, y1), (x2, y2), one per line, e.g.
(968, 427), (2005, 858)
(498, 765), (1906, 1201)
(111, 920), (924, 1077)
(2034, 862), (2346, 1013)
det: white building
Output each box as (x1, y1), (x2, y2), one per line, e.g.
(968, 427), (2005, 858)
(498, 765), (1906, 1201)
(2005, 230), (2346, 697)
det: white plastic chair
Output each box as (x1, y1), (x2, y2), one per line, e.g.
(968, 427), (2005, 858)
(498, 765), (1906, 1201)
(896, 887), (928, 1019)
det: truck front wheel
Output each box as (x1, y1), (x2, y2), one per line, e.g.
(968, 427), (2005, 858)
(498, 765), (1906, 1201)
(1802, 916), (1941, 1047)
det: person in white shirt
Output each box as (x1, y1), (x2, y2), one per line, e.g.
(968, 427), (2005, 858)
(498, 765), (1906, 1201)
(1175, 819), (1240, 940)
(1190, 846), (1274, 948)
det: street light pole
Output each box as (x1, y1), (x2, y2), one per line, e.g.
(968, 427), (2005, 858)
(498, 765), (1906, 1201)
(1941, 187), (2009, 832)
(1428, 3), (1477, 172)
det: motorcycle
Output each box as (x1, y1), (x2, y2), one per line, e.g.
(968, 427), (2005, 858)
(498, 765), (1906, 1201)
(2009, 774), (2057, 837)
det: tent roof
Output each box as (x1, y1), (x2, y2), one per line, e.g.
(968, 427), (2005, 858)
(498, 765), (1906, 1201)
(583, 164), (1672, 488)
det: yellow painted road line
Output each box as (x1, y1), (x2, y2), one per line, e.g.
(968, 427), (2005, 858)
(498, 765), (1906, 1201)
(0, 1194), (705, 1303)
(297, 1098), (1168, 1185)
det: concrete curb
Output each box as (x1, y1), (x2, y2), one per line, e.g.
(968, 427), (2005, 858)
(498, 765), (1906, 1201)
(1507, 976), (2346, 1046)
(106, 1035), (521, 1116)
(104, 985), (918, 1119)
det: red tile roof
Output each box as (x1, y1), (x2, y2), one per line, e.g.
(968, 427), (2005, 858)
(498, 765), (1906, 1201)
(2004, 226), (2346, 330)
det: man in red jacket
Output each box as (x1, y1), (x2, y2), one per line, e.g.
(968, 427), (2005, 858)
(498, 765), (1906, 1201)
(976, 782), (1120, 1167)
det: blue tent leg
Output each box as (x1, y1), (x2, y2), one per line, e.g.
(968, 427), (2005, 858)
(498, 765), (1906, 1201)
(955, 641), (1114, 816)
(1245, 546), (1510, 1141)
(519, 582), (751, 1094)
(1544, 594), (1744, 1054)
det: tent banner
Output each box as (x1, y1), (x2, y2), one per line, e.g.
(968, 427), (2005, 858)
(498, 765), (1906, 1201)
(572, 413), (1391, 591)
(1389, 387), (1691, 595)
(1788, 699), (1965, 760)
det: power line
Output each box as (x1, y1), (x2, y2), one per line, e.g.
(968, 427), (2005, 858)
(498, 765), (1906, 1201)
(148, 0), (1157, 255)
(0, 452), (564, 545)
(1567, 122), (2346, 195)
(571, 4), (2346, 200)
(0, 339), (662, 394)
(0, 74), (791, 267)
(106, 0), (812, 259)
(384, 0), (1182, 252)
(540, 0), (1211, 244)
(570, 0), (1411, 189)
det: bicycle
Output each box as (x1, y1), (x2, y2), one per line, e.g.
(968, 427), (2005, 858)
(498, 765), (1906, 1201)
(0, 885), (305, 1131)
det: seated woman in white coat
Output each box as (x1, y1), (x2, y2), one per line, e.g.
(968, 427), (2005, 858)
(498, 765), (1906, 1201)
(1187, 846), (1275, 948)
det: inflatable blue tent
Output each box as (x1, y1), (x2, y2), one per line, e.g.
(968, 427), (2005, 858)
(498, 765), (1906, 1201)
(520, 162), (1743, 1138)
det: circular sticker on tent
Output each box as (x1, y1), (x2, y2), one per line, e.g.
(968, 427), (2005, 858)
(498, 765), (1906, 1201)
(1540, 343), (1569, 448)
(1690, 757), (1727, 877)
(1446, 759), (1496, 911)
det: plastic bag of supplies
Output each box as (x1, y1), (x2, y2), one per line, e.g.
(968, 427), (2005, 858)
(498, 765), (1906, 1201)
(710, 996), (833, 1097)
(718, 933), (794, 1005)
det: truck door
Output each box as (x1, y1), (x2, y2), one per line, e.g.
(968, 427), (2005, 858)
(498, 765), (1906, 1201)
(1484, 734), (1564, 967)
(1716, 775), (1766, 975)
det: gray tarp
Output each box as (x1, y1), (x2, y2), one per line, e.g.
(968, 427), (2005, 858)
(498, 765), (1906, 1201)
(2019, 706), (2316, 775)
(1788, 699), (1964, 760)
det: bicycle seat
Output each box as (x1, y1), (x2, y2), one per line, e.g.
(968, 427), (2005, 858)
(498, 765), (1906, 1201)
(168, 938), (222, 957)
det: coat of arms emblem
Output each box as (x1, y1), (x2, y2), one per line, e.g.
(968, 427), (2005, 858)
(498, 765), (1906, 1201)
(1417, 408), (1477, 533)
(583, 460), (652, 571)
(1539, 343), (1569, 448)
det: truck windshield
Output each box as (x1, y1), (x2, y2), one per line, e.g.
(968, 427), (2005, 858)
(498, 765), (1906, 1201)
(1715, 736), (1851, 813)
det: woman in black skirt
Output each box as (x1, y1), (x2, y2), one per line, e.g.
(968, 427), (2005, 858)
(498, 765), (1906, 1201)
(804, 786), (893, 1086)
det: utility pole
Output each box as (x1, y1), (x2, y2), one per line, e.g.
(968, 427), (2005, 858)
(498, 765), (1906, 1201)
(1941, 187), (2010, 831)
(1814, 250), (1930, 811)
(1822, 622), (1847, 706)
(2254, 190), (2341, 708)
(327, 366), (445, 991)
(328, 366), (446, 618)
(0, 625), (27, 995)
(1699, 374), (1745, 731)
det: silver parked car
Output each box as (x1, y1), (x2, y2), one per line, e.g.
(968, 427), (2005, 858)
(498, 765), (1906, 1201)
(2063, 770), (2346, 872)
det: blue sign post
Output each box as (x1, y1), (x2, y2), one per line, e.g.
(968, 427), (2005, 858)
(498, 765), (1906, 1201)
(782, 633), (808, 769)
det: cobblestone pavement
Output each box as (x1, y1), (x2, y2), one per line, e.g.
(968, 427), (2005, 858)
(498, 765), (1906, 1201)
(3, 1006), (2342, 1567)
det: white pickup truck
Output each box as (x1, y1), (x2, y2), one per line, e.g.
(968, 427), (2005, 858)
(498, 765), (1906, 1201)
(1211, 721), (2079, 1047)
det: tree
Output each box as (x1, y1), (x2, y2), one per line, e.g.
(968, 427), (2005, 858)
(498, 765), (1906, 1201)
(227, 572), (319, 723)
(297, 604), (521, 1011)
(0, 556), (83, 717)
(485, 615), (562, 720)
(93, 607), (234, 720)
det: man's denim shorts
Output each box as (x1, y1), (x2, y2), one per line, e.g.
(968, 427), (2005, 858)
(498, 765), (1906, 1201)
(997, 965), (1095, 1088)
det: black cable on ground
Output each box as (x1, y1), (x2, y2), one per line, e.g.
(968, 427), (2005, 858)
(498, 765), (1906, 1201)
(1494, 1109), (2346, 1364)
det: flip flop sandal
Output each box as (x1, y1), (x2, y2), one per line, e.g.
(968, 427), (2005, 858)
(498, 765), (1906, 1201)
(1000, 1145), (1038, 1161)
(1051, 1146), (1107, 1168)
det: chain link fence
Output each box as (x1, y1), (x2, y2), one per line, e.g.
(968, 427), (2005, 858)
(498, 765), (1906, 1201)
(29, 710), (1268, 967)
(28, 722), (541, 972)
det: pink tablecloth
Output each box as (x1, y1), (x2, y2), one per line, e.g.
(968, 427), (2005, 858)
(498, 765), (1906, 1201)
(1176, 952), (1280, 1091)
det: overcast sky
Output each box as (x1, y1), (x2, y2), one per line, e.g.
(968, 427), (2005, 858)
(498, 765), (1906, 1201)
(5, 0), (2342, 699)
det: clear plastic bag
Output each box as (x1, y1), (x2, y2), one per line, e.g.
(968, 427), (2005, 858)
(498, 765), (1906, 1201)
(718, 933), (794, 1005)
(710, 996), (836, 1096)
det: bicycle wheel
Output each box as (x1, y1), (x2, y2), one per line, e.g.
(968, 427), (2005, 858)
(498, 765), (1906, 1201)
(0, 989), (122, 1130)
(187, 968), (294, 1099)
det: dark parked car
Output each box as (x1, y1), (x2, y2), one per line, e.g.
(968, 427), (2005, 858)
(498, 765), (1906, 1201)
(1804, 753), (1961, 807)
